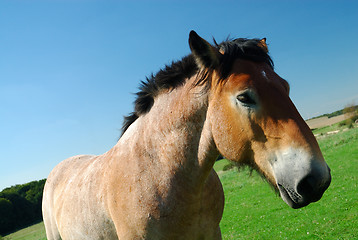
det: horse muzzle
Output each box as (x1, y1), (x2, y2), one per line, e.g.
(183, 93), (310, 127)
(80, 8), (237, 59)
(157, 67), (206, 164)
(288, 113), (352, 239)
(271, 148), (331, 209)
(277, 167), (331, 209)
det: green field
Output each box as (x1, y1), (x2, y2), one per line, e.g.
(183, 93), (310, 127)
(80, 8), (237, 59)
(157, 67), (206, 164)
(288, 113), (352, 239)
(4, 127), (357, 239)
(2, 222), (46, 240)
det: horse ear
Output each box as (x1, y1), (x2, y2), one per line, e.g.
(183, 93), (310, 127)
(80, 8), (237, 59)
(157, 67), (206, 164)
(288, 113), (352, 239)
(189, 30), (221, 69)
(258, 38), (268, 53)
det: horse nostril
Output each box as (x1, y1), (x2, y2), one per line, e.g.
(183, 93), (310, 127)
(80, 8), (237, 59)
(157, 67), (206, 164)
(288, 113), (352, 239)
(297, 174), (326, 202)
(297, 175), (315, 197)
(297, 174), (330, 202)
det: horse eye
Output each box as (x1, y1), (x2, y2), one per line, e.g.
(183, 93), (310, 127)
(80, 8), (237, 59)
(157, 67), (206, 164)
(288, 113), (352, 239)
(237, 93), (256, 105)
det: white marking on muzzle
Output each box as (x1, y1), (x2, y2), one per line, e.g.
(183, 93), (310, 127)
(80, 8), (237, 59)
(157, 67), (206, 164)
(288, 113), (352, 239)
(270, 147), (326, 208)
(271, 147), (311, 185)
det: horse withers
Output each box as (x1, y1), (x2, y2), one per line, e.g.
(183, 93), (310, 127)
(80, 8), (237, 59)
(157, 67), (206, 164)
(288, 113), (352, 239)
(42, 31), (331, 239)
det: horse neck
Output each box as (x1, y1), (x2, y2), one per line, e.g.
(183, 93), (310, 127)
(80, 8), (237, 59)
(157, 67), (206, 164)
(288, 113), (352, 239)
(120, 75), (219, 189)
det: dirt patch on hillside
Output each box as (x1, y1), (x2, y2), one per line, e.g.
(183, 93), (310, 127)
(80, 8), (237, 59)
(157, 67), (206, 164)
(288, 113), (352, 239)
(306, 115), (350, 129)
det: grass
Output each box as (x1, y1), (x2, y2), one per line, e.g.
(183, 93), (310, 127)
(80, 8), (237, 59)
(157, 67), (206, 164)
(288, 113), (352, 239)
(2, 222), (46, 240)
(312, 120), (356, 135)
(5, 127), (357, 239)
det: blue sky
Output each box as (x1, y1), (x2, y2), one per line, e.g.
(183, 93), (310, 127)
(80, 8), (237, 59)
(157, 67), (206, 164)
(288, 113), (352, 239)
(1, 0), (357, 190)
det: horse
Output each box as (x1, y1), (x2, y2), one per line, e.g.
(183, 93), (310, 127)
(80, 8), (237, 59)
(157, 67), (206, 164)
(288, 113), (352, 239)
(42, 31), (331, 240)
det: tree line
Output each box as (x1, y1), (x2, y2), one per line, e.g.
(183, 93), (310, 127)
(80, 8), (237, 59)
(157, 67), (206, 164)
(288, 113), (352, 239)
(308, 104), (358, 120)
(0, 179), (46, 236)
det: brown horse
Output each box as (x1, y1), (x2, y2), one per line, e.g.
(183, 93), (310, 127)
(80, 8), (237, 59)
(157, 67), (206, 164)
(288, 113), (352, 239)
(42, 31), (331, 239)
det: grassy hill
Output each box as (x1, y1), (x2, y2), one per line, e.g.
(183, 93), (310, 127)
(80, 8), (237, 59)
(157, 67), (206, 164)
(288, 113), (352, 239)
(1, 222), (46, 240)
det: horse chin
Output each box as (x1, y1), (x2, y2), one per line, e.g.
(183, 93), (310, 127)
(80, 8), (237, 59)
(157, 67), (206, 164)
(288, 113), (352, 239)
(277, 183), (310, 209)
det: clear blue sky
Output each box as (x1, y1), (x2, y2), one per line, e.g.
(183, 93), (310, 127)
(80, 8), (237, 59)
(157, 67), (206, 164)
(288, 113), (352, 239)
(1, 0), (357, 190)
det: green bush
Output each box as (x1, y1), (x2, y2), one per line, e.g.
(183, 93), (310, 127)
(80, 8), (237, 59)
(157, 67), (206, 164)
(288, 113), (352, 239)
(347, 118), (354, 128)
(351, 114), (358, 123)
(338, 115), (357, 128)
(338, 121), (346, 127)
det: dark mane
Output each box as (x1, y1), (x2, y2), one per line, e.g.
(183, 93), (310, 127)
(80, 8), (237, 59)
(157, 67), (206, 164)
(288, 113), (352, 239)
(121, 55), (198, 135)
(121, 37), (273, 136)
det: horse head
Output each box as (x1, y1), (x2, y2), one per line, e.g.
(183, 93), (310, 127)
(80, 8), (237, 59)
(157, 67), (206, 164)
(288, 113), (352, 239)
(189, 31), (331, 208)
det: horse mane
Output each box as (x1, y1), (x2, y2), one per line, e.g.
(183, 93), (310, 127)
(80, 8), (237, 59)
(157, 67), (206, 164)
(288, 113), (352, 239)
(120, 38), (274, 136)
(121, 55), (198, 135)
